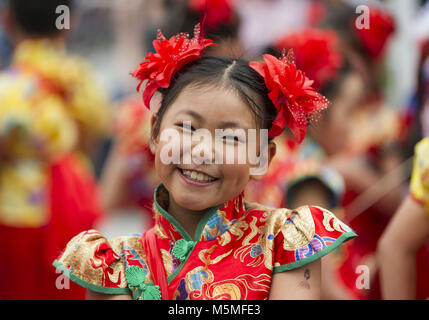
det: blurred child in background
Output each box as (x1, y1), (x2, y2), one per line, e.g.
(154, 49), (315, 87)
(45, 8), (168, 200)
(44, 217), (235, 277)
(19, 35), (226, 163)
(245, 27), (363, 299)
(319, 2), (407, 299)
(0, 0), (110, 299)
(378, 36), (429, 300)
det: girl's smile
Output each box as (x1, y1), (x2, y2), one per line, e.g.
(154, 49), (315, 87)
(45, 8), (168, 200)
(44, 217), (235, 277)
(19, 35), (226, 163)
(177, 167), (219, 186)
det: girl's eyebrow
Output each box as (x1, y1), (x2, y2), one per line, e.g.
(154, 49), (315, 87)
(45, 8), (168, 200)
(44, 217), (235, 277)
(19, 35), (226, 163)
(176, 110), (203, 121)
(218, 121), (251, 130)
(176, 110), (251, 129)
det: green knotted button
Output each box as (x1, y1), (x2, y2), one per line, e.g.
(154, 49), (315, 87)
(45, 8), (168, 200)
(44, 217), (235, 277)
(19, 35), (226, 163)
(141, 285), (161, 300)
(172, 239), (195, 261)
(125, 266), (146, 291)
(125, 266), (162, 300)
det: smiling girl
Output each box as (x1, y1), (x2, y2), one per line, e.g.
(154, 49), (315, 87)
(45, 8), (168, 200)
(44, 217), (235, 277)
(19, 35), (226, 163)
(53, 25), (357, 300)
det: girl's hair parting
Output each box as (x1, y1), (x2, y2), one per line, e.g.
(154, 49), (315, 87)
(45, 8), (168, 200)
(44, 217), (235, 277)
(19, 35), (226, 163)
(152, 56), (278, 140)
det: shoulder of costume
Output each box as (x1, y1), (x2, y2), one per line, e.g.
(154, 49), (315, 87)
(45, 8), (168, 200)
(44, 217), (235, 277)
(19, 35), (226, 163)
(53, 229), (147, 296)
(272, 205), (357, 272)
(243, 202), (357, 272)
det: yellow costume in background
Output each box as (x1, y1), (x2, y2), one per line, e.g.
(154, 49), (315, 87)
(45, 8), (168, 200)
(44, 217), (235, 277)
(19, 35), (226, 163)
(0, 38), (110, 300)
(0, 39), (109, 228)
(410, 137), (429, 215)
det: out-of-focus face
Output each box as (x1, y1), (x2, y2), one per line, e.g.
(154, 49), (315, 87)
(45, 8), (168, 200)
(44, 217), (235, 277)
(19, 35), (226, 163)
(312, 72), (365, 155)
(150, 84), (275, 212)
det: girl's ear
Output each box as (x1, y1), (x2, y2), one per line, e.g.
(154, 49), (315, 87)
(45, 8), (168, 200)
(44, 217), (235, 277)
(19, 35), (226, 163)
(250, 141), (277, 181)
(149, 114), (157, 154)
(150, 91), (163, 114)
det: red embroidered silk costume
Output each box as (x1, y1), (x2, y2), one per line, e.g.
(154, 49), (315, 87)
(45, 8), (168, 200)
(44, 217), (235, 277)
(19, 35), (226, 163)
(54, 184), (356, 300)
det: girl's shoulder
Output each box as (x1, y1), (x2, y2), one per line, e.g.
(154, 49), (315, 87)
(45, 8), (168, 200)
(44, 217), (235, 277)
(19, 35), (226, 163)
(53, 229), (148, 296)
(242, 202), (357, 272)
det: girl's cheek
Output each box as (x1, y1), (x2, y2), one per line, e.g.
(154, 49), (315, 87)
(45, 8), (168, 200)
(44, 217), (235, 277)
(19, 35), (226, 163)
(221, 162), (252, 182)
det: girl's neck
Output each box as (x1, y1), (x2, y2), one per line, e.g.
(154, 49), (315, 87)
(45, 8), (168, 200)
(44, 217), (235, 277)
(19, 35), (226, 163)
(167, 195), (208, 240)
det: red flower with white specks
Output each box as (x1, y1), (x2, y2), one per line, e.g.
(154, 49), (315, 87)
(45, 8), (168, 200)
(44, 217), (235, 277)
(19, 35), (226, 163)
(132, 24), (216, 109)
(249, 50), (329, 143)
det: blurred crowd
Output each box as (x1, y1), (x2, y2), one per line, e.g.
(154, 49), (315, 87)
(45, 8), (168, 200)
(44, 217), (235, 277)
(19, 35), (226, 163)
(0, 0), (428, 300)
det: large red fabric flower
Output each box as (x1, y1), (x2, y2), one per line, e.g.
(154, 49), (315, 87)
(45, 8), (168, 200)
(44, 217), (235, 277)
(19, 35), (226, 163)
(274, 29), (343, 90)
(132, 24), (216, 108)
(353, 6), (395, 60)
(249, 50), (329, 143)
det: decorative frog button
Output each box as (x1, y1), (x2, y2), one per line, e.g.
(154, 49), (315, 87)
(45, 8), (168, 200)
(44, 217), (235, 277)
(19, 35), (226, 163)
(125, 266), (161, 300)
(172, 239), (196, 261)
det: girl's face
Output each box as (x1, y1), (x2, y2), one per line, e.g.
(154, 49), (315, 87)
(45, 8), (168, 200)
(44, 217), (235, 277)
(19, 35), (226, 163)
(150, 84), (276, 212)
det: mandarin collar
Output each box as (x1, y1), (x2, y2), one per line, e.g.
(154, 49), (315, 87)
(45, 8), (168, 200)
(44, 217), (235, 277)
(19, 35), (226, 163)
(151, 183), (246, 242)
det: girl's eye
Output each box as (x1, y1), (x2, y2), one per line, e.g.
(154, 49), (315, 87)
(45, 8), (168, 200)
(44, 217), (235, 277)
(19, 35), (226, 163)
(223, 136), (241, 143)
(176, 122), (195, 131)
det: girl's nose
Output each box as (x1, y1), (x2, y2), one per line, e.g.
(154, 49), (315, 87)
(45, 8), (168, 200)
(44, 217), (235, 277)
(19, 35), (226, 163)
(191, 136), (215, 165)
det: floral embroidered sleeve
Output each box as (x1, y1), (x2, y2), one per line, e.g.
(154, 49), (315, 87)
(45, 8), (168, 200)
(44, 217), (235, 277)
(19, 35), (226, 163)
(272, 205), (357, 273)
(409, 137), (429, 215)
(52, 230), (131, 295)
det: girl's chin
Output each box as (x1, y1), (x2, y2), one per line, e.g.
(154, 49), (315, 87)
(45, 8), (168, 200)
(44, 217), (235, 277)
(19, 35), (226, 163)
(176, 199), (212, 211)
(173, 194), (219, 212)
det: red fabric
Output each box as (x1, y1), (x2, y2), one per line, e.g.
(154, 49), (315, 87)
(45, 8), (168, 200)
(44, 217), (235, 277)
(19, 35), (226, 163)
(141, 229), (170, 300)
(336, 190), (388, 300)
(44, 154), (103, 269)
(90, 242), (122, 288)
(0, 224), (87, 300)
(416, 244), (429, 300)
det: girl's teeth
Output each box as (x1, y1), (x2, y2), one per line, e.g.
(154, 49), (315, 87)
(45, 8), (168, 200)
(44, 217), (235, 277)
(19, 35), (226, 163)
(182, 169), (214, 182)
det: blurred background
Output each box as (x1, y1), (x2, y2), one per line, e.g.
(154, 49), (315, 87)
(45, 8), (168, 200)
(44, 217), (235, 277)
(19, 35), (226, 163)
(0, 0), (428, 300)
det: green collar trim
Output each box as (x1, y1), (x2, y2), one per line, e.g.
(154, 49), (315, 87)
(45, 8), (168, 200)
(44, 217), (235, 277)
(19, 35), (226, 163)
(153, 183), (223, 242)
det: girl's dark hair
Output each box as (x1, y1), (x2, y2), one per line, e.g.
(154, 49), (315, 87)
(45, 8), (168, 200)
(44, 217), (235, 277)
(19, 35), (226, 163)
(320, 2), (369, 63)
(151, 56), (277, 140)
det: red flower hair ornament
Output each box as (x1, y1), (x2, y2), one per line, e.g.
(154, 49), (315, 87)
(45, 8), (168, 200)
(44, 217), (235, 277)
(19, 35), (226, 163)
(274, 28), (343, 90)
(132, 24), (216, 110)
(249, 49), (329, 143)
